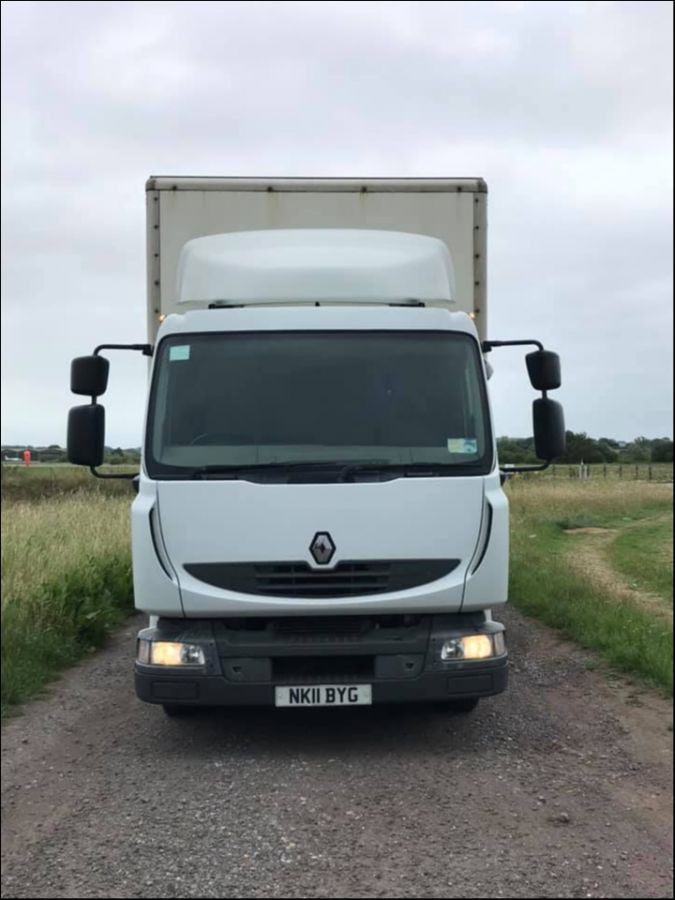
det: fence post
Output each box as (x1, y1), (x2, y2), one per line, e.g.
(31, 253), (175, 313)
(619, 464), (623, 479)
(649, 464), (653, 481)
(635, 464), (639, 480)
(603, 464), (607, 479)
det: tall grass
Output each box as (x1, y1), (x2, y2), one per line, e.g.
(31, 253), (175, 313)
(1, 489), (133, 716)
(507, 479), (673, 693)
(507, 478), (672, 521)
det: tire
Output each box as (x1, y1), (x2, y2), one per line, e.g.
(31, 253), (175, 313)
(439, 697), (480, 713)
(162, 704), (195, 718)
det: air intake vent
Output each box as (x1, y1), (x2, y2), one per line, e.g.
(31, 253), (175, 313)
(184, 559), (459, 598)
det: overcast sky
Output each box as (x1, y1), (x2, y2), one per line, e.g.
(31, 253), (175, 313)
(1, 0), (672, 447)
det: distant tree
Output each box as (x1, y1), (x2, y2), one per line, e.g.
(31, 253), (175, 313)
(652, 439), (674, 463)
(105, 447), (126, 465)
(496, 437), (536, 464)
(102, 445), (141, 465)
(596, 440), (619, 463)
(560, 432), (606, 464)
(40, 445), (67, 463)
(623, 439), (651, 463)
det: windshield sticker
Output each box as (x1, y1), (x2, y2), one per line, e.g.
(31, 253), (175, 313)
(169, 345), (190, 362)
(447, 438), (478, 455)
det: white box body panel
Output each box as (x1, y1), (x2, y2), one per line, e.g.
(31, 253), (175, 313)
(146, 177), (487, 340)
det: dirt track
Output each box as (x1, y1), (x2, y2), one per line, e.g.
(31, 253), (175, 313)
(1, 607), (673, 899)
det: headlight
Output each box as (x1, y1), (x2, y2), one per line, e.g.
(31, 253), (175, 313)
(137, 640), (206, 666)
(440, 633), (503, 661)
(461, 634), (494, 659)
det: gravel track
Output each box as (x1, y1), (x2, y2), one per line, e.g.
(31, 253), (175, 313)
(1, 607), (672, 899)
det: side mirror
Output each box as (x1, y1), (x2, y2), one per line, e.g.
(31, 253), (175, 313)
(526, 350), (561, 391)
(533, 398), (566, 460)
(67, 404), (105, 467)
(71, 355), (110, 397)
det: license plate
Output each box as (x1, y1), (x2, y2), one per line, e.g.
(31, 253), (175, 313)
(275, 684), (372, 707)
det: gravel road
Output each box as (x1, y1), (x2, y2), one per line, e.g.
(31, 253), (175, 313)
(1, 607), (673, 899)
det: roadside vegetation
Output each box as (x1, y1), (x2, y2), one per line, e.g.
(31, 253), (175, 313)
(0, 464), (136, 502)
(1, 467), (134, 717)
(507, 478), (673, 694)
(2, 466), (672, 717)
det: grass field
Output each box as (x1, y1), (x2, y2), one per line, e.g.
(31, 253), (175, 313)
(609, 517), (673, 603)
(1, 466), (673, 716)
(1, 467), (134, 717)
(507, 478), (673, 694)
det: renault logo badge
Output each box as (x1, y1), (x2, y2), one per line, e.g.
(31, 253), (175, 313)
(310, 532), (336, 565)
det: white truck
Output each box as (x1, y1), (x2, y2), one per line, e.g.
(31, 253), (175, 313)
(67, 177), (565, 715)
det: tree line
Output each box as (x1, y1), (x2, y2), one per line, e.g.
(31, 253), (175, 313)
(497, 434), (674, 465)
(2, 436), (673, 467)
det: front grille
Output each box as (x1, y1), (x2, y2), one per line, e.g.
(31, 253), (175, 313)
(184, 559), (459, 598)
(259, 561), (388, 596)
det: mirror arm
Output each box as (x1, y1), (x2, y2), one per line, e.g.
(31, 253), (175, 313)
(94, 343), (153, 357)
(501, 461), (552, 474)
(482, 339), (544, 353)
(499, 460), (552, 485)
(90, 466), (138, 481)
(83, 344), (152, 479)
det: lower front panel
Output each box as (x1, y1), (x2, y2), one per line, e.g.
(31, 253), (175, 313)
(135, 667), (508, 706)
(134, 612), (508, 707)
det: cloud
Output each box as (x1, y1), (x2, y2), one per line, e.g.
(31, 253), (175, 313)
(1, 0), (672, 445)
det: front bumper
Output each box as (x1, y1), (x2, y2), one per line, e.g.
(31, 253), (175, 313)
(134, 613), (508, 707)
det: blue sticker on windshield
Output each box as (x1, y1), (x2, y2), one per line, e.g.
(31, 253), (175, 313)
(447, 438), (478, 454)
(169, 345), (190, 361)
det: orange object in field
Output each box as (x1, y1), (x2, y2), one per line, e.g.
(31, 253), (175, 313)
(22, 449), (31, 466)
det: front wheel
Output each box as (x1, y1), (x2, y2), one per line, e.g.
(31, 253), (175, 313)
(438, 697), (480, 713)
(162, 704), (195, 718)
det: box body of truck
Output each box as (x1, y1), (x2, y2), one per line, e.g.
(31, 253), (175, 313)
(145, 177), (488, 340)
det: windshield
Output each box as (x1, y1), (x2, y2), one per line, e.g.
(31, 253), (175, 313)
(146, 331), (493, 478)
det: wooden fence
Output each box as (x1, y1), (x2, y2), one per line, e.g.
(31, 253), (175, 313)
(535, 463), (673, 482)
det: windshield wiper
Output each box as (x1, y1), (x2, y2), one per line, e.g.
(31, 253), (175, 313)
(338, 462), (482, 481)
(184, 460), (392, 480)
(337, 462), (484, 480)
